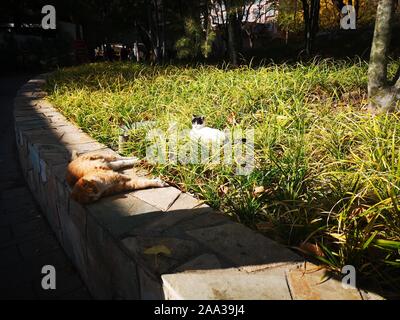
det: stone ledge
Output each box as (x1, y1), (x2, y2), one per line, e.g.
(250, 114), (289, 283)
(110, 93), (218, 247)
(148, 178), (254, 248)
(162, 262), (378, 300)
(162, 264), (296, 300)
(13, 75), (383, 300)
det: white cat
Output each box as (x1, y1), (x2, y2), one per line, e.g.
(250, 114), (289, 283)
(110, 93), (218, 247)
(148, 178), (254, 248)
(189, 115), (226, 145)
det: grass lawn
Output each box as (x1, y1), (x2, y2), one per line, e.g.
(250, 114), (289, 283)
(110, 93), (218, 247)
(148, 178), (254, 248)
(46, 60), (400, 296)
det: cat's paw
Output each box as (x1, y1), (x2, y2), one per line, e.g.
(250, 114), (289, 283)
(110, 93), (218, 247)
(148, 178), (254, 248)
(154, 177), (168, 187)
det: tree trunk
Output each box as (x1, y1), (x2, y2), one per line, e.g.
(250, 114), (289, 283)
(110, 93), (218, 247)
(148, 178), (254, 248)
(203, 2), (213, 58)
(153, 0), (161, 63)
(302, 1), (310, 54)
(225, 0), (239, 66)
(146, 1), (155, 61)
(301, 0), (320, 55)
(368, 0), (400, 113)
(161, 0), (167, 62)
(332, 0), (345, 10)
(134, 21), (140, 62)
(227, 15), (238, 65)
(354, 0), (360, 19)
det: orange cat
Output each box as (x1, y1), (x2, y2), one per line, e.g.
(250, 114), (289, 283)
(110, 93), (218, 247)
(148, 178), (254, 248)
(66, 153), (167, 204)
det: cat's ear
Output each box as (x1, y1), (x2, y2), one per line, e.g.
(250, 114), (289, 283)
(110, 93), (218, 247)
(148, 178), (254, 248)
(192, 114), (197, 119)
(200, 116), (205, 121)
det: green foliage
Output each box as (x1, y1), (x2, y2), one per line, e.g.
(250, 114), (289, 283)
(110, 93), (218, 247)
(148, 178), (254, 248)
(175, 18), (216, 59)
(46, 60), (400, 295)
(202, 29), (217, 59)
(277, 0), (303, 33)
(278, 0), (379, 33)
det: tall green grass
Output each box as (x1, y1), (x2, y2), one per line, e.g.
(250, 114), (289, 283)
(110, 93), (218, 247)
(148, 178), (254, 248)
(46, 60), (400, 296)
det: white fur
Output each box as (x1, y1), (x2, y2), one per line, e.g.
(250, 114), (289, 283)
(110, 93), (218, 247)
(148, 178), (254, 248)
(190, 125), (226, 145)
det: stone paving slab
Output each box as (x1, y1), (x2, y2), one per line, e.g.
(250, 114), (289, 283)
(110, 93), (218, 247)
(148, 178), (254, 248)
(126, 206), (217, 236)
(162, 265), (295, 300)
(0, 206), (42, 229)
(138, 266), (164, 300)
(0, 74), (90, 300)
(63, 141), (109, 156)
(286, 263), (361, 300)
(285, 263), (385, 300)
(87, 194), (162, 238)
(122, 235), (202, 275)
(166, 210), (234, 234)
(162, 262), (383, 300)
(186, 222), (302, 266)
(168, 192), (208, 211)
(132, 186), (181, 211)
(175, 253), (222, 272)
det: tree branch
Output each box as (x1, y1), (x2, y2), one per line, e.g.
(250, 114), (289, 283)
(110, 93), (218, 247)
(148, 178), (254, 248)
(332, 0), (345, 11)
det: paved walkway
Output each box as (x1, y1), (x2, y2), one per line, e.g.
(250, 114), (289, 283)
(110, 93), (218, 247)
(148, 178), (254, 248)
(0, 74), (91, 299)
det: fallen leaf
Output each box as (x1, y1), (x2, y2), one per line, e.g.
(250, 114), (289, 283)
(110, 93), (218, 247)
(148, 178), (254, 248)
(143, 245), (171, 256)
(254, 110), (264, 120)
(227, 112), (237, 125)
(299, 242), (325, 257)
(253, 186), (265, 196)
(276, 115), (289, 126)
(218, 185), (229, 196)
(255, 221), (274, 232)
(329, 233), (347, 243)
(349, 206), (365, 219)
